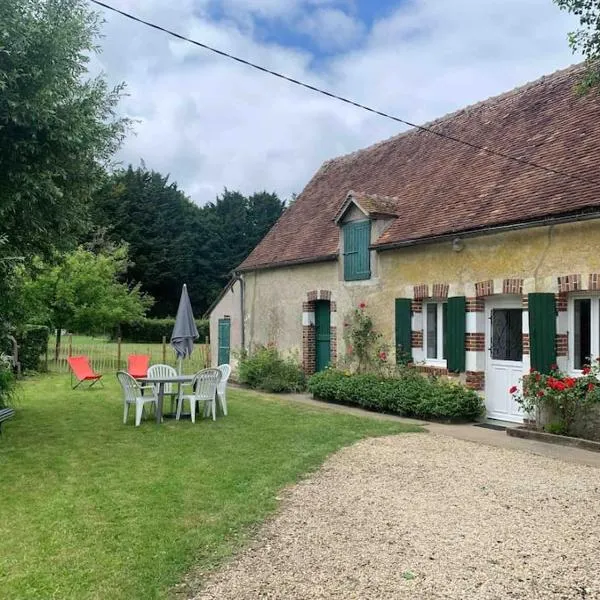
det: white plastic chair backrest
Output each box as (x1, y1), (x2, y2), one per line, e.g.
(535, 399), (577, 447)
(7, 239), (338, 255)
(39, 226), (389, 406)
(117, 371), (141, 403)
(192, 368), (221, 401)
(216, 364), (231, 395)
(147, 364), (177, 394)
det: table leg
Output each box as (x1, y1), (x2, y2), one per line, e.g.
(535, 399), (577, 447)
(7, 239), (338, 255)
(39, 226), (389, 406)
(156, 382), (165, 424)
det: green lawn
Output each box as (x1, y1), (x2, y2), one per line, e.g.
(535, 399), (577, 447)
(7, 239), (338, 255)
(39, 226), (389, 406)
(0, 375), (421, 600)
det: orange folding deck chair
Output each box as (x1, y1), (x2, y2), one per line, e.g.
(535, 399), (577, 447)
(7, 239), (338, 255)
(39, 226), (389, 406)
(127, 354), (150, 379)
(67, 356), (103, 389)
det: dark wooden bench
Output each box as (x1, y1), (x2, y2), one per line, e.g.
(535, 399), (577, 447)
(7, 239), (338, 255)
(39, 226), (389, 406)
(0, 407), (15, 435)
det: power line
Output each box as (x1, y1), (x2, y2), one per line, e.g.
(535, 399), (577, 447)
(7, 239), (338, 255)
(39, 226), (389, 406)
(90, 0), (600, 187)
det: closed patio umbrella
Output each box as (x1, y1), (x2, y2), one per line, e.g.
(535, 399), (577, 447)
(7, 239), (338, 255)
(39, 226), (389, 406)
(171, 284), (199, 374)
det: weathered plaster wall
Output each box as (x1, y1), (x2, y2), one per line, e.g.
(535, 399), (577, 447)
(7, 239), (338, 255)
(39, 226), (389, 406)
(243, 220), (600, 360)
(209, 279), (242, 368)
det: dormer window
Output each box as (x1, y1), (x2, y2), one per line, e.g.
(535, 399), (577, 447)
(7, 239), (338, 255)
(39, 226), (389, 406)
(343, 220), (371, 281)
(334, 191), (399, 283)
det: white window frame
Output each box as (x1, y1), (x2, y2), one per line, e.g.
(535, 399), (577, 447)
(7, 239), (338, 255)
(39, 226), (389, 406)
(423, 301), (446, 366)
(568, 294), (600, 373)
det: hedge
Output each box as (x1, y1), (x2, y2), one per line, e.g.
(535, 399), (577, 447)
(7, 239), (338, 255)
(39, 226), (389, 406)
(16, 325), (50, 372)
(308, 369), (484, 422)
(116, 318), (209, 343)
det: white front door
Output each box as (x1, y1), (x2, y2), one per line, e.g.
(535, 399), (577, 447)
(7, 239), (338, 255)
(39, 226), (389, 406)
(485, 299), (524, 422)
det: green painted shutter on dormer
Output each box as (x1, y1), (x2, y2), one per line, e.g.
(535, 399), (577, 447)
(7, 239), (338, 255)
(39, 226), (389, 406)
(343, 220), (370, 281)
(528, 293), (556, 374)
(395, 298), (412, 363)
(446, 296), (466, 373)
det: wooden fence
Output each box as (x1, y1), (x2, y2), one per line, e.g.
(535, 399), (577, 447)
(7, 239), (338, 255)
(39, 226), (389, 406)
(48, 335), (210, 374)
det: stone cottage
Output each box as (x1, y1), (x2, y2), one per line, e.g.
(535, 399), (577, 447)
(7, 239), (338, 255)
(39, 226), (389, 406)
(208, 64), (600, 423)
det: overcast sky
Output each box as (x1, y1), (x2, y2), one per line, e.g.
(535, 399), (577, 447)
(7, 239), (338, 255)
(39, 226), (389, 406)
(90, 0), (581, 205)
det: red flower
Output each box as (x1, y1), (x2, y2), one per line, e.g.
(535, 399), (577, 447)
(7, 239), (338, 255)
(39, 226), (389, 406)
(583, 366), (592, 375)
(554, 381), (566, 391)
(509, 385), (518, 394)
(550, 363), (558, 371)
(358, 302), (366, 310)
(379, 351), (387, 361)
(537, 390), (545, 398)
(529, 367), (535, 374)
(535, 373), (541, 382)
(588, 383), (595, 392)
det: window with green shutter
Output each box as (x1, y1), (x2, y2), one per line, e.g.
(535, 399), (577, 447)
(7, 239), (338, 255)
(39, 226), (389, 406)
(528, 293), (556, 374)
(395, 298), (412, 364)
(446, 296), (466, 373)
(343, 220), (371, 281)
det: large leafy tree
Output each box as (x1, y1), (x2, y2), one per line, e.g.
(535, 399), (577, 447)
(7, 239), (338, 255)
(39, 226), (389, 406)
(0, 0), (128, 260)
(21, 246), (153, 357)
(91, 167), (286, 316)
(555, 0), (600, 90)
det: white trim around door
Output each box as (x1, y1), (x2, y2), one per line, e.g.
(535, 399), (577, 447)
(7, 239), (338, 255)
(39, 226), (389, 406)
(485, 297), (524, 423)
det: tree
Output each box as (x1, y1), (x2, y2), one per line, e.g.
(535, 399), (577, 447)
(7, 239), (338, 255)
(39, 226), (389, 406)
(555, 0), (600, 90)
(90, 167), (286, 316)
(21, 246), (153, 358)
(90, 166), (214, 316)
(0, 0), (128, 261)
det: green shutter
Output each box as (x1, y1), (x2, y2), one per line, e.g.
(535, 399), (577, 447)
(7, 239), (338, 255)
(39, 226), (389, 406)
(528, 293), (556, 374)
(446, 296), (466, 373)
(218, 319), (231, 365)
(395, 298), (412, 364)
(343, 221), (371, 281)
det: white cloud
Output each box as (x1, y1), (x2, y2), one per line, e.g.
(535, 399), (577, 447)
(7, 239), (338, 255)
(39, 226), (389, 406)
(92, 0), (581, 205)
(297, 8), (365, 51)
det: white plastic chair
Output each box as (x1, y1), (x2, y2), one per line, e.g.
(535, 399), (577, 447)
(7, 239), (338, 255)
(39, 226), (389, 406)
(117, 371), (158, 427)
(216, 364), (231, 416)
(176, 368), (221, 423)
(147, 363), (179, 413)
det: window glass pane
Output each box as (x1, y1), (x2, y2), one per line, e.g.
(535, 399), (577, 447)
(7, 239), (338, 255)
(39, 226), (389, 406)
(574, 299), (591, 369)
(442, 303), (448, 360)
(491, 309), (522, 361)
(426, 304), (437, 359)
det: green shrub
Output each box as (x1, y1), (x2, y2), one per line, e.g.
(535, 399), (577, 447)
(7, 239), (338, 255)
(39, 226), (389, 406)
(117, 318), (209, 343)
(308, 369), (484, 422)
(16, 325), (50, 372)
(0, 361), (16, 409)
(238, 346), (306, 393)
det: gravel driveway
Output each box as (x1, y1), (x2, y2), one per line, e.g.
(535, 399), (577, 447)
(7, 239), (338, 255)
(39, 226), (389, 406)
(192, 434), (600, 599)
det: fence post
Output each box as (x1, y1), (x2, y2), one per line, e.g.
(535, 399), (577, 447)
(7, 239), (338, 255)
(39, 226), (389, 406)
(117, 337), (122, 370)
(68, 334), (72, 357)
(162, 335), (166, 364)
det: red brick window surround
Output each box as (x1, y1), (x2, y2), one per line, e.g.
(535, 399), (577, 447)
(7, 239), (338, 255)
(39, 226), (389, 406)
(466, 298), (485, 312)
(589, 274), (600, 291)
(302, 290), (336, 375)
(432, 283), (449, 301)
(557, 274), (581, 293)
(475, 280), (494, 297)
(411, 300), (423, 313)
(466, 371), (485, 391)
(503, 278), (523, 295)
(413, 284), (429, 300)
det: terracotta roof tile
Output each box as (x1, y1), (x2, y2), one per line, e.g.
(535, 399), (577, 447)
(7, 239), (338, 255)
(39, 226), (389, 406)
(239, 64), (600, 271)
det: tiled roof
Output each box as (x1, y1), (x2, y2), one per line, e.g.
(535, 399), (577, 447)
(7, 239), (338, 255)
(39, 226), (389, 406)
(333, 191), (400, 223)
(239, 64), (600, 271)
